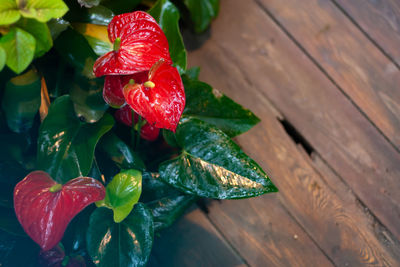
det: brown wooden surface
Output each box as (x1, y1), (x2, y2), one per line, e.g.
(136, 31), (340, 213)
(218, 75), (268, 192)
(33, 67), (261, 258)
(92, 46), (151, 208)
(152, 0), (400, 266)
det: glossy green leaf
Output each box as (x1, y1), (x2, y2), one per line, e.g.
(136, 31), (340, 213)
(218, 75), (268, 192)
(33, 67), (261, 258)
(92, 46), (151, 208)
(141, 172), (196, 231)
(17, 0), (69, 22)
(54, 28), (97, 78)
(65, 3), (113, 26)
(0, 27), (35, 74)
(147, 195), (196, 231)
(47, 18), (70, 39)
(97, 169), (142, 223)
(159, 118), (278, 199)
(0, 0), (20, 25)
(149, 0), (187, 73)
(70, 74), (108, 123)
(183, 76), (260, 137)
(0, 45), (6, 71)
(87, 204), (154, 267)
(183, 0), (219, 33)
(98, 132), (146, 171)
(78, 0), (100, 8)
(16, 18), (53, 57)
(162, 129), (179, 147)
(1, 68), (41, 133)
(37, 95), (114, 183)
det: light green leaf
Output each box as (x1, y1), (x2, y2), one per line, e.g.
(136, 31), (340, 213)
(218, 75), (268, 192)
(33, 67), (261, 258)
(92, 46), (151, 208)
(149, 0), (187, 73)
(17, 0), (69, 22)
(97, 169), (142, 223)
(0, 27), (35, 74)
(0, 0), (20, 25)
(16, 18), (53, 57)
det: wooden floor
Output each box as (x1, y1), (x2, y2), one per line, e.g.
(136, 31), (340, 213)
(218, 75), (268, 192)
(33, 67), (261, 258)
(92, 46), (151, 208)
(149, 0), (400, 266)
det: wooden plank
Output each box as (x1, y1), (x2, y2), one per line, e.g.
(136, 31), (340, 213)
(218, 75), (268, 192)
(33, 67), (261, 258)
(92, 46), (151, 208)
(333, 0), (400, 66)
(256, 0), (400, 150)
(187, 0), (400, 242)
(148, 207), (246, 267)
(207, 196), (334, 267)
(188, 42), (400, 265)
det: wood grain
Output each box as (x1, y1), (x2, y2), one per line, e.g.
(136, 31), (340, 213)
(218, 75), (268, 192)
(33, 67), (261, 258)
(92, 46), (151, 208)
(188, 0), (400, 242)
(148, 207), (246, 267)
(333, 0), (400, 66)
(187, 0), (400, 264)
(256, 0), (400, 150)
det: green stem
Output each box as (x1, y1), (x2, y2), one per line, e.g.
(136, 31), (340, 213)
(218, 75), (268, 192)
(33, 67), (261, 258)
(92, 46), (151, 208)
(131, 109), (136, 148)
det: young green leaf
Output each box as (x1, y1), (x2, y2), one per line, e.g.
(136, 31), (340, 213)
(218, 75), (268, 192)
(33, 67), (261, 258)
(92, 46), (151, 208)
(159, 118), (277, 199)
(0, 45), (5, 71)
(16, 0), (69, 22)
(0, 27), (35, 74)
(37, 95), (114, 183)
(87, 205), (154, 267)
(16, 18), (53, 57)
(183, 0), (219, 33)
(183, 76), (260, 137)
(97, 169), (142, 223)
(1, 68), (41, 133)
(149, 0), (187, 73)
(0, 0), (20, 25)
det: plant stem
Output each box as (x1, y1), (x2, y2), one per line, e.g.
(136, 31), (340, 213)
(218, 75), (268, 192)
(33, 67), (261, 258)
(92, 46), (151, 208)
(131, 109), (136, 148)
(136, 115), (142, 150)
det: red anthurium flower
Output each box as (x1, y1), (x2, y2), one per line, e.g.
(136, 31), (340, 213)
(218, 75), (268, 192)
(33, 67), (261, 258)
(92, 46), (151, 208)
(115, 105), (160, 141)
(93, 11), (172, 77)
(103, 71), (148, 108)
(14, 171), (105, 251)
(123, 59), (185, 132)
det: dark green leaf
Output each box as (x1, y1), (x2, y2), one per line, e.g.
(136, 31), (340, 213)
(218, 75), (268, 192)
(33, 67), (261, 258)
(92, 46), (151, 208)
(0, 134), (30, 164)
(87, 204), (154, 267)
(17, 0), (69, 22)
(78, 0), (100, 8)
(183, 0), (219, 33)
(0, 207), (26, 236)
(0, 0), (20, 25)
(54, 28), (97, 78)
(0, 229), (39, 267)
(0, 27), (35, 74)
(162, 129), (179, 147)
(101, 0), (140, 15)
(97, 169), (142, 223)
(147, 195), (196, 231)
(140, 172), (179, 203)
(184, 66), (200, 80)
(0, 45), (5, 71)
(65, 3), (114, 26)
(37, 95), (114, 183)
(70, 74), (108, 123)
(1, 68), (41, 133)
(183, 76), (260, 136)
(47, 18), (70, 39)
(73, 23), (112, 56)
(16, 18), (53, 57)
(98, 132), (146, 171)
(159, 118), (277, 199)
(149, 0), (187, 73)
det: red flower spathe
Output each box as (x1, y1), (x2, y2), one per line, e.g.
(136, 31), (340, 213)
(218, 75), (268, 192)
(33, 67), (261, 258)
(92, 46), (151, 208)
(14, 171), (105, 251)
(93, 11), (172, 77)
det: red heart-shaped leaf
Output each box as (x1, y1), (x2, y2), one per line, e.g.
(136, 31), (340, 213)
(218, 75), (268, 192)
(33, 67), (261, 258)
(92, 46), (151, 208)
(103, 71), (148, 108)
(93, 11), (172, 77)
(115, 105), (160, 141)
(123, 59), (185, 132)
(14, 171), (105, 251)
